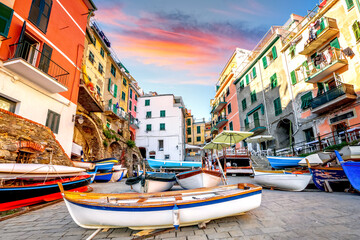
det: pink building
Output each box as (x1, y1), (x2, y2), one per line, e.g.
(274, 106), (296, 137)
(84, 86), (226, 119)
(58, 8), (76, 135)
(128, 80), (142, 140)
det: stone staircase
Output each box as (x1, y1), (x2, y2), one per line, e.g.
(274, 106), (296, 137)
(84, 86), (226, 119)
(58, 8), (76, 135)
(251, 155), (271, 169)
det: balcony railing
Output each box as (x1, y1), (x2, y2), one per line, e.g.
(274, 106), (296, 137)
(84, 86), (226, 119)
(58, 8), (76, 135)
(214, 115), (228, 129)
(311, 84), (357, 114)
(300, 17), (339, 55)
(105, 104), (128, 120)
(245, 118), (266, 133)
(304, 47), (347, 83)
(129, 115), (139, 129)
(211, 101), (227, 114)
(7, 42), (69, 88)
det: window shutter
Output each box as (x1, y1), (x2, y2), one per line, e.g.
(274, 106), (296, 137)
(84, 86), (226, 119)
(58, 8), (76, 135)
(0, 2), (13, 37)
(252, 67), (256, 78)
(108, 78), (112, 92)
(330, 37), (340, 49)
(290, 70), (297, 85)
(113, 84), (117, 98)
(242, 99), (247, 111)
(108, 99), (112, 107)
(262, 56), (267, 69)
(352, 21), (360, 41)
(346, 0), (354, 9)
(301, 92), (313, 109)
(245, 74), (249, 85)
(240, 80), (244, 89)
(272, 46), (277, 59)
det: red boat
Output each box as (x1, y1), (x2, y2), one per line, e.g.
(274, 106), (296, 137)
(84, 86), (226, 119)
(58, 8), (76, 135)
(0, 174), (92, 211)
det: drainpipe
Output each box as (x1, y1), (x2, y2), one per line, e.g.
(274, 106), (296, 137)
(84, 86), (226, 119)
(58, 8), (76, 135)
(257, 61), (270, 132)
(281, 48), (299, 133)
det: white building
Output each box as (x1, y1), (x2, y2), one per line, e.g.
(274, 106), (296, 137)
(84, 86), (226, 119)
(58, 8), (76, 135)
(136, 93), (186, 161)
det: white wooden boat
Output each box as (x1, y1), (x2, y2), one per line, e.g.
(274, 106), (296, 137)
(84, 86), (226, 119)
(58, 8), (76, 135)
(298, 152), (332, 166)
(254, 170), (311, 191)
(339, 146), (360, 161)
(125, 173), (176, 193)
(0, 171), (91, 181)
(109, 168), (126, 182)
(59, 183), (262, 230)
(176, 169), (223, 189)
(72, 161), (95, 170)
(0, 163), (85, 174)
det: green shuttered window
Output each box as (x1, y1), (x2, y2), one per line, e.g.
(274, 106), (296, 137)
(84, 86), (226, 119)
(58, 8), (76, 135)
(250, 90), (257, 103)
(0, 2), (13, 38)
(240, 80), (244, 90)
(330, 37), (340, 49)
(146, 124), (152, 131)
(301, 92), (313, 110)
(274, 97), (282, 116)
(270, 73), (278, 89)
(146, 111), (151, 118)
(346, 0), (354, 9)
(197, 126), (201, 134)
(252, 67), (257, 79)
(229, 121), (233, 131)
(353, 21), (360, 41)
(45, 110), (60, 134)
(262, 56), (268, 69)
(188, 138), (192, 142)
(272, 46), (277, 60)
(245, 74), (249, 85)
(121, 91), (125, 100)
(187, 118), (191, 125)
(160, 123), (165, 131)
(196, 136), (201, 142)
(187, 127), (191, 134)
(160, 110), (166, 117)
(145, 99), (150, 106)
(290, 70), (297, 85)
(227, 103), (232, 114)
(242, 99), (247, 111)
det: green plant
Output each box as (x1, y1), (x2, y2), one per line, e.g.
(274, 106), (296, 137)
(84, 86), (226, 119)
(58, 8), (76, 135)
(324, 141), (349, 151)
(103, 140), (108, 147)
(115, 136), (120, 141)
(126, 140), (135, 148)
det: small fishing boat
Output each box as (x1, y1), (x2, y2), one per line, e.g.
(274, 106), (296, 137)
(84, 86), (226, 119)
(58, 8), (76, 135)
(336, 151), (360, 192)
(92, 158), (119, 164)
(339, 146), (360, 161)
(147, 159), (201, 170)
(0, 174), (92, 211)
(298, 152), (332, 166)
(125, 173), (176, 193)
(253, 170), (311, 191)
(176, 169), (222, 189)
(266, 156), (303, 169)
(94, 172), (113, 182)
(59, 183), (262, 230)
(95, 162), (114, 172)
(72, 161), (95, 170)
(0, 163), (85, 174)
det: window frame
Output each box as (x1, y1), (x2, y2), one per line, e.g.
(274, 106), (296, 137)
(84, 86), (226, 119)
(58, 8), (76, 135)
(0, 2), (13, 38)
(160, 110), (166, 117)
(160, 123), (165, 131)
(28, 0), (52, 33)
(145, 99), (150, 106)
(146, 124), (152, 132)
(45, 109), (60, 134)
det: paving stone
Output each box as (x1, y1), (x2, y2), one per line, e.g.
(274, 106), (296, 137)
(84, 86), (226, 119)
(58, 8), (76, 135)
(186, 235), (208, 240)
(261, 226), (286, 234)
(207, 232), (230, 239)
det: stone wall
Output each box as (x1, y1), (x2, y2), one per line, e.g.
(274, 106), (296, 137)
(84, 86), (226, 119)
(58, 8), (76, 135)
(0, 109), (72, 166)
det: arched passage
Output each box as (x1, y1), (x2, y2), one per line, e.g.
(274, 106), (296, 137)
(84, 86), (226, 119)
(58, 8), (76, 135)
(275, 118), (294, 149)
(109, 141), (122, 159)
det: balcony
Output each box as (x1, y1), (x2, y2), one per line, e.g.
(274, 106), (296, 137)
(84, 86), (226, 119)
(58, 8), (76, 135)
(300, 17), (339, 55)
(129, 115), (140, 129)
(211, 127), (218, 134)
(214, 116), (228, 129)
(305, 48), (347, 83)
(311, 84), (357, 114)
(78, 80), (104, 112)
(104, 104), (128, 120)
(245, 119), (266, 134)
(3, 42), (69, 93)
(211, 101), (227, 114)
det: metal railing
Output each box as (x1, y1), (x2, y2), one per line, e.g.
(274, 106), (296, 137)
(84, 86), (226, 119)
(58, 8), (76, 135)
(129, 114), (139, 128)
(304, 47), (346, 80)
(311, 83), (356, 109)
(245, 118), (266, 131)
(8, 42), (69, 87)
(106, 104), (128, 120)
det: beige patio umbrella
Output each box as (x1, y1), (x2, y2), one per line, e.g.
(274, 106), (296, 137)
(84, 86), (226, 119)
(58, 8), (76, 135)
(213, 131), (254, 146)
(245, 135), (274, 150)
(203, 141), (231, 185)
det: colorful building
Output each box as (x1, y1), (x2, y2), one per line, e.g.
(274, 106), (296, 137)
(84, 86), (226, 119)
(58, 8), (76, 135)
(128, 79), (143, 141)
(0, 0), (96, 157)
(210, 48), (250, 147)
(280, 0), (360, 151)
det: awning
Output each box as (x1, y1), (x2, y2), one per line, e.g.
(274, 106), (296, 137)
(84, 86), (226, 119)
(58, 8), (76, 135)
(245, 135), (274, 143)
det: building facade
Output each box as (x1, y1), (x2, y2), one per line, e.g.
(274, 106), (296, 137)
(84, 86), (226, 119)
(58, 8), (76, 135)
(128, 80), (142, 141)
(136, 93), (186, 161)
(0, 0), (96, 157)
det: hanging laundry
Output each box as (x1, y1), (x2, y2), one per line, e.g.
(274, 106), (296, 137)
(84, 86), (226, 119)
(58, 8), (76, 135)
(343, 47), (354, 57)
(314, 19), (321, 30)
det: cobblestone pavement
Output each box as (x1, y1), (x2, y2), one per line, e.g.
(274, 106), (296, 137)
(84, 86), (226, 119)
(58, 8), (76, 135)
(1, 177), (360, 240)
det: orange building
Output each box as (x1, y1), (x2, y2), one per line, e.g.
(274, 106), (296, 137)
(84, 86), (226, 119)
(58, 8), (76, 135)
(0, 0), (96, 156)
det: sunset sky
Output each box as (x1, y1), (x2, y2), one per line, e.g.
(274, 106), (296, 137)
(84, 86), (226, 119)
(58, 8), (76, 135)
(92, 0), (317, 120)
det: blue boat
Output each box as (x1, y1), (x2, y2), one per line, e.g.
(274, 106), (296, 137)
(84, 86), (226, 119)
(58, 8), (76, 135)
(336, 151), (360, 192)
(266, 156), (303, 169)
(92, 158), (119, 164)
(147, 159), (202, 170)
(95, 162), (114, 172)
(94, 172), (113, 182)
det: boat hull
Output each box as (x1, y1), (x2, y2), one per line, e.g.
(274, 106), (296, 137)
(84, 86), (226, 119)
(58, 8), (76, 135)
(254, 171), (311, 191)
(147, 159), (201, 169)
(339, 146), (360, 161)
(72, 161), (95, 170)
(309, 167), (349, 192)
(110, 170), (125, 183)
(94, 172), (113, 182)
(0, 163), (85, 174)
(61, 184), (262, 230)
(131, 179), (175, 193)
(95, 162), (114, 172)
(266, 156), (302, 169)
(340, 161), (360, 191)
(0, 175), (92, 211)
(176, 169), (222, 189)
